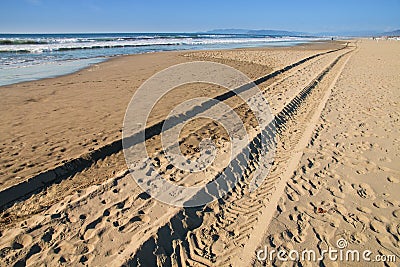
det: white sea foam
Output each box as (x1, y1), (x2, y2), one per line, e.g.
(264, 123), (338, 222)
(0, 36), (314, 53)
(0, 34), (326, 86)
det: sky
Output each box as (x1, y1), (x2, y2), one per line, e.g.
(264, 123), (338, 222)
(1, 0), (399, 33)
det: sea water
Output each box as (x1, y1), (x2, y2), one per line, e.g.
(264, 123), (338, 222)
(0, 33), (323, 86)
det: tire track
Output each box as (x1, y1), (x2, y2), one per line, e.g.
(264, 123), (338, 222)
(124, 48), (354, 267)
(0, 44), (348, 210)
(235, 47), (357, 267)
(0, 45), (353, 267)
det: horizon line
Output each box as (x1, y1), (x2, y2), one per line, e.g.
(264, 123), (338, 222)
(0, 28), (396, 35)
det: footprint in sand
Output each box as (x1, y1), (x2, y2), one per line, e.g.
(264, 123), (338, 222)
(353, 183), (375, 199)
(387, 176), (399, 184)
(277, 197), (286, 213)
(349, 231), (368, 244)
(393, 209), (400, 218)
(13, 234), (33, 249)
(327, 186), (345, 198)
(373, 199), (393, 209)
(119, 214), (151, 233)
(357, 206), (372, 214)
(370, 220), (386, 233)
(41, 228), (54, 243)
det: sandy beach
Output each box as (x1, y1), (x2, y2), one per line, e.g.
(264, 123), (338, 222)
(0, 39), (399, 266)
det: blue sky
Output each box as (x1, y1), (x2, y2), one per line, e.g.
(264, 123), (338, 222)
(1, 0), (399, 33)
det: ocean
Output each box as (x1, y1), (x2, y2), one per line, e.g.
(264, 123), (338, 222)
(0, 33), (323, 86)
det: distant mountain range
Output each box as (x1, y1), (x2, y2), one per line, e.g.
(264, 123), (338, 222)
(204, 28), (400, 37)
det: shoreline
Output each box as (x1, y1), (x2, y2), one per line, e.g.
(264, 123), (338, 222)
(0, 39), (335, 88)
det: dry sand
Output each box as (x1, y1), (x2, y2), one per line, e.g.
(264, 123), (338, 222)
(254, 39), (400, 267)
(0, 39), (398, 266)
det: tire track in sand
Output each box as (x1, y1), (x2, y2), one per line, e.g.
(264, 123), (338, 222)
(0, 45), (354, 267)
(122, 48), (356, 266)
(0, 45), (348, 210)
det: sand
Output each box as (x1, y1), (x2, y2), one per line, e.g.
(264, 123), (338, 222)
(0, 39), (398, 266)
(254, 39), (400, 267)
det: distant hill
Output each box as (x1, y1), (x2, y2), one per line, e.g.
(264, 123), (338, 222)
(205, 29), (250, 34)
(247, 29), (309, 36)
(204, 29), (309, 36)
